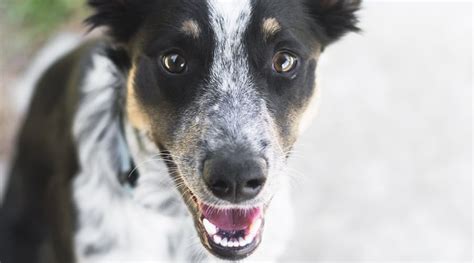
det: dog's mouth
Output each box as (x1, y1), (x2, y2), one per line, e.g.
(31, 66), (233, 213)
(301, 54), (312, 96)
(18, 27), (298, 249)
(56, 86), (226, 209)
(160, 150), (265, 260)
(184, 191), (265, 260)
(198, 204), (264, 259)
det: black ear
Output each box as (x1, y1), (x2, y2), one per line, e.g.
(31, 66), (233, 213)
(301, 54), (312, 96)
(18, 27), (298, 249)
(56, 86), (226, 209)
(304, 0), (361, 46)
(85, 0), (152, 43)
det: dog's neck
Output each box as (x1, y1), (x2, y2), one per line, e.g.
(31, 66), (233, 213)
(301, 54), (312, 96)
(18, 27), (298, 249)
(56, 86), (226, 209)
(72, 52), (204, 261)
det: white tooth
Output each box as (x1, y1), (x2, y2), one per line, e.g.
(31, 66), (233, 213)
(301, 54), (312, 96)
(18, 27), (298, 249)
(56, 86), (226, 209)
(203, 218), (217, 235)
(245, 235), (253, 244)
(249, 218), (262, 237)
(221, 238), (228, 247)
(231, 239), (238, 247)
(239, 237), (246, 247)
(213, 235), (222, 244)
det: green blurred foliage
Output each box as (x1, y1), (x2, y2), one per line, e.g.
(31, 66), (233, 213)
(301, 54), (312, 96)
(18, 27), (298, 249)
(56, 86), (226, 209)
(5, 0), (86, 36)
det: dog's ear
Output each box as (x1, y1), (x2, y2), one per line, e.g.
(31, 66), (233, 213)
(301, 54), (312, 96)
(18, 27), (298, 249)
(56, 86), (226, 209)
(85, 0), (152, 43)
(304, 0), (361, 46)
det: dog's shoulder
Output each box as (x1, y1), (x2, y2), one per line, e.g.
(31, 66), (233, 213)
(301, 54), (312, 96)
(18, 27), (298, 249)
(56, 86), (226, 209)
(0, 38), (123, 263)
(8, 38), (119, 188)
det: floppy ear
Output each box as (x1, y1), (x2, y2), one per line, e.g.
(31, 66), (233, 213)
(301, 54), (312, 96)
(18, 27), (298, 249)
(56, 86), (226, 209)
(304, 0), (361, 46)
(85, 0), (152, 43)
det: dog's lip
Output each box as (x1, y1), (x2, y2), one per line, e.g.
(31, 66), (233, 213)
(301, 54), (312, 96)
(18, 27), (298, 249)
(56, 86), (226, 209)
(197, 203), (264, 260)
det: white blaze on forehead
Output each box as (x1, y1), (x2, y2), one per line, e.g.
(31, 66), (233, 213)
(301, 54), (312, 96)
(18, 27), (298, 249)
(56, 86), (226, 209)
(207, 0), (252, 92)
(208, 0), (251, 33)
(205, 0), (269, 153)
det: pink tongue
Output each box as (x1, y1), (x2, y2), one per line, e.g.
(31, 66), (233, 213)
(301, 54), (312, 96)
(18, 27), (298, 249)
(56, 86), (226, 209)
(201, 204), (262, 231)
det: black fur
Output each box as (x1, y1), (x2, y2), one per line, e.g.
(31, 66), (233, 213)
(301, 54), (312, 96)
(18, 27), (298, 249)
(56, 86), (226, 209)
(85, 0), (154, 42)
(85, 0), (361, 45)
(304, 0), (362, 45)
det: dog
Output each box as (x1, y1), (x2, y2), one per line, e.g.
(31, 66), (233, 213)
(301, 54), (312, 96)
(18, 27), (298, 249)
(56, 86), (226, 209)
(0, 0), (361, 262)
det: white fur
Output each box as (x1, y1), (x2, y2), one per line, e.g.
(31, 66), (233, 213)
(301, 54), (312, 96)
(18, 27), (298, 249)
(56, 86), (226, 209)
(72, 55), (199, 262)
(208, 0), (252, 92)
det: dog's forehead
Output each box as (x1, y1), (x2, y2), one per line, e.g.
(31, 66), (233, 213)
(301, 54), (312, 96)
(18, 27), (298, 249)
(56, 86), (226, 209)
(205, 0), (284, 43)
(207, 0), (252, 25)
(158, 0), (303, 53)
(205, 0), (252, 91)
(207, 0), (252, 47)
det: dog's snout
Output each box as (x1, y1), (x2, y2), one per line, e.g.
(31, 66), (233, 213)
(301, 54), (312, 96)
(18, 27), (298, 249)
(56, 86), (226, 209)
(203, 152), (267, 203)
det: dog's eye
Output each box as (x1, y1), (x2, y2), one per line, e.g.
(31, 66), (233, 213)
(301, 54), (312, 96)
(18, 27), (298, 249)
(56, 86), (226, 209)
(272, 51), (297, 73)
(161, 52), (187, 74)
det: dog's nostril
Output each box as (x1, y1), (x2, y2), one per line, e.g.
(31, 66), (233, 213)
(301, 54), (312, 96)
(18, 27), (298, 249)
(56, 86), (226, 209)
(211, 180), (229, 193)
(245, 178), (265, 190)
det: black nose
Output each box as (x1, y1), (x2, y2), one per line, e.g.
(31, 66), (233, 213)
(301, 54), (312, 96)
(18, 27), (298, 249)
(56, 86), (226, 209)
(203, 153), (267, 203)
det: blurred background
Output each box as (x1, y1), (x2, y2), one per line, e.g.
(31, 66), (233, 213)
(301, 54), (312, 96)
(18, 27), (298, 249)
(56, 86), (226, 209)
(0, 1), (472, 262)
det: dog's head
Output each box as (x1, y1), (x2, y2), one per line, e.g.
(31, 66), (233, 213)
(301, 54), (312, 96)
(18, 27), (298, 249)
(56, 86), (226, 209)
(87, 0), (360, 259)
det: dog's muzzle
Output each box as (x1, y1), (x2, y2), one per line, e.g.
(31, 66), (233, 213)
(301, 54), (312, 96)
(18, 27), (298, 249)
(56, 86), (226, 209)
(191, 147), (268, 259)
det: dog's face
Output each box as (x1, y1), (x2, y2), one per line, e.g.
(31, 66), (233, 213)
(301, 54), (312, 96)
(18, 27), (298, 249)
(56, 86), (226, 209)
(88, 0), (360, 260)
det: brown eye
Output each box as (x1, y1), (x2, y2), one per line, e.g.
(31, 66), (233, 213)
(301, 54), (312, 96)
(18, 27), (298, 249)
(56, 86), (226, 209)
(272, 51), (297, 73)
(162, 52), (187, 74)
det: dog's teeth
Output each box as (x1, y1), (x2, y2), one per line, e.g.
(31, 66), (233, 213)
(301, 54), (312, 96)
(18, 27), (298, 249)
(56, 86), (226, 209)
(231, 239), (238, 247)
(233, 240), (239, 247)
(221, 237), (228, 247)
(245, 235), (253, 245)
(248, 218), (262, 237)
(239, 237), (246, 247)
(213, 235), (222, 244)
(203, 218), (217, 235)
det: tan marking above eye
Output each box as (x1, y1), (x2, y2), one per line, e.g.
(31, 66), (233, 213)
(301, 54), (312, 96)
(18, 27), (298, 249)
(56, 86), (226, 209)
(181, 19), (201, 39)
(262, 17), (281, 40)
